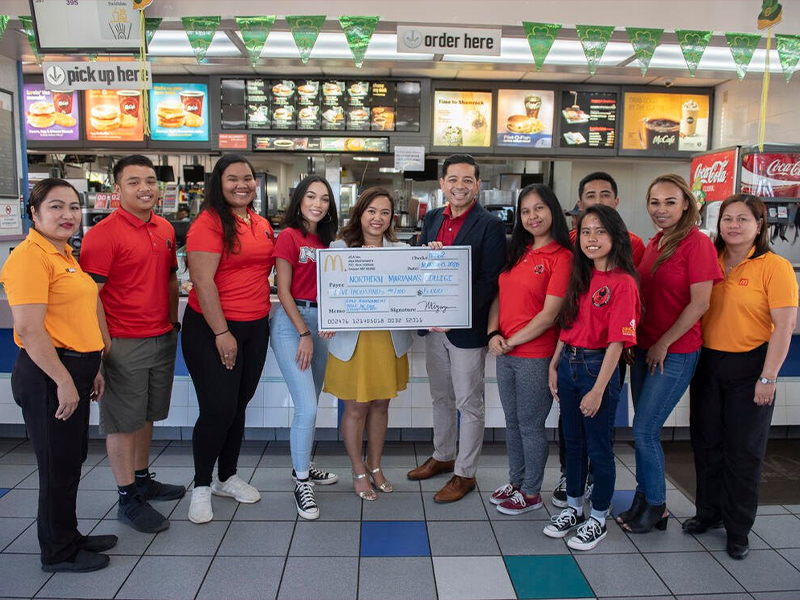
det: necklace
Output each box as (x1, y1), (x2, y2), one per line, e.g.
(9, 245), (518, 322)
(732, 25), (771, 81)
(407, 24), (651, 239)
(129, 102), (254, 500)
(237, 212), (251, 225)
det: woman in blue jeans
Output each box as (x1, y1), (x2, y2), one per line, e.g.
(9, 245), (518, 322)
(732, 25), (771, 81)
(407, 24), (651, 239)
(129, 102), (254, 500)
(618, 174), (721, 533)
(270, 176), (340, 520)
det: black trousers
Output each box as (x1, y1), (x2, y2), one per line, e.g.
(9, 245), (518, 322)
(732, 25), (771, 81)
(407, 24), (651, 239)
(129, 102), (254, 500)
(182, 307), (270, 487)
(11, 349), (100, 565)
(689, 344), (772, 539)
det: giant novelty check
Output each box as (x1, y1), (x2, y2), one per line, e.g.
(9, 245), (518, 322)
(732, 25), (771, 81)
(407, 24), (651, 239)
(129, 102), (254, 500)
(317, 246), (472, 331)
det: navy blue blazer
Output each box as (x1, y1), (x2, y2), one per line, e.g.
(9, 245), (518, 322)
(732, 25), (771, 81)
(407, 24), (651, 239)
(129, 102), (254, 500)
(417, 202), (507, 349)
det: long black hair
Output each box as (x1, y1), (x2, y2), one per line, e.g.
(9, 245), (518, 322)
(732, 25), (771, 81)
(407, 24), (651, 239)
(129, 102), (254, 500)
(503, 183), (571, 272)
(559, 204), (638, 329)
(339, 187), (397, 247)
(200, 154), (256, 255)
(281, 175), (339, 247)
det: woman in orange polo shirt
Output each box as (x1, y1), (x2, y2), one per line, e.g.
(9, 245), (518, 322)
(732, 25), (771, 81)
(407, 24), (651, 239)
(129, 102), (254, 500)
(182, 155), (275, 524)
(1, 179), (111, 573)
(486, 184), (572, 516)
(687, 194), (798, 560)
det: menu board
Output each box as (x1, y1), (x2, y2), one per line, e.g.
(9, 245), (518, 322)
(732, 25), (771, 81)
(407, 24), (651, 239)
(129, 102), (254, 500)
(433, 91), (492, 148)
(253, 136), (389, 153)
(621, 91), (710, 154)
(221, 79), (246, 129)
(0, 90), (18, 197)
(321, 80), (346, 131)
(296, 80), (320, 130)
(149, 83), (209, 142)
(559, 90), (617, 149)
(495, 89), (554, 148)
(246, 79), (269, 129)
(23, 84), (79, 142)
(84, 89), (144, 142)
(346, 82), (370, 131)
(370, 82), (395, 132)
(271, 80), (296, 129)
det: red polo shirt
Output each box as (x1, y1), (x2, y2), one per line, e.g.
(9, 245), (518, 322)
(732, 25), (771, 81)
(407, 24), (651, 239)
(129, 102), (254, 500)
(436, 201), (476, 246)
(274, 227), (324, 302)
(187, 208), (275, 321)
(570, 228), (646, 267)
(80, 207), (177, 339)
(637, 227), (722, 352)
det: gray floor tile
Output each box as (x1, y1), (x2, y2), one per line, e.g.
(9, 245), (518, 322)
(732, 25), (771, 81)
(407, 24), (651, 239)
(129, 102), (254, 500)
(575, 553), (671, 597)
(627, 519), (705, 553)
(15, 466), (93, 490)
(149, 446), (195, 467)
(752, 593), (800, 600)
(490, 520), (570, 555)
(89, 519), (156, 555)
(0, 553), (53, 598)
(315, 491), (363, 521)
(367, 468), (421, 493)
(646, 551), (744, 595)
(778, 547), (800, 570)
(692, 526), (770, 552)
(0, 446), (39, 465)
(257, 452), (294, 468)
(379, 445), (421, 468)
(250, 468), (296, 491)
(712, 549), (800, 592)
(75, 490), (117, 520)
(145, 520), (227, 556)
(0, 464), (36, 488)
(0, 517), (34, 551)
(427, 520), (499, 555)
(231, 442), (268, 467)
(432, 556), (516, 600)
(196, 556), (284, 600)
(361, 492), (423, 521)
(420, 474), (460, 492)
(0, 490), (39, 518)
(569, 520), (640, 555)
(422, 491), (488, 521)
(665, 488), (697, 518)
(783, 505), (800, 515)
(116, 555), (212, 600)
(232, 492), (300, 521)
(278, 557), (358, 600)
(217, 521), (295, 556)
(674, 595), (753, 600)
(752, 515), (800, 549)
(6, 519), (97, 555)
(758, 505), (791, 515)
(474, 467), (512, 493)
(289, 521), (360, 556)
(168, 489), (238, 522)
(81, 465), (196, 491)
(359, 557), (437, 600)
(35, 554), (137, 599)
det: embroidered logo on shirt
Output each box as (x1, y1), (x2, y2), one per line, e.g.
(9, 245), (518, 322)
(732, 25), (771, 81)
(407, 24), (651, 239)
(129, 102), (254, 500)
(299, 246), (317, 263)
(622, 318), (636, 337)
(533, 264), (545, 274)
(591, 285), (611, 307)
(65, 268), (76, 273)
(166, 239), (173, 250)
(738, 278), (749, 286)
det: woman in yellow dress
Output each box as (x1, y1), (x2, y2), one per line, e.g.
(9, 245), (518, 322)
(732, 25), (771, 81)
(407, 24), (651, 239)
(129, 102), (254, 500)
(324, 187), (412, 500)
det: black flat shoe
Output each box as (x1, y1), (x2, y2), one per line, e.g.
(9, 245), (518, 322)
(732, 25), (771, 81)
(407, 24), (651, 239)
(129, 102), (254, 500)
(616, 491), (646, 524)
(682, 516), (723, 535)
(726, 538), (750, 560)
(41, 549), (109, 573)
(78, 534), (118, 553)
(623, 502), (668, 534)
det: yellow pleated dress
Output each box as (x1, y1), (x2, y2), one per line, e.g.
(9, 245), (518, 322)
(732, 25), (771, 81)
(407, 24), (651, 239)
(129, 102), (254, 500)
(323, 331), (409, 403)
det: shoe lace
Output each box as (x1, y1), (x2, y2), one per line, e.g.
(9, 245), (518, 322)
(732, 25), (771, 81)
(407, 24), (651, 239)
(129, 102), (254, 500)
(555, 476), (566, 491)
(308, 463), (331, 480)
(295, 481), (317, 509)
(508, 491), (527, 507)
(493, 483), (515, 497)
(551, 508), (577, 528)
(575, 517), (602, 542)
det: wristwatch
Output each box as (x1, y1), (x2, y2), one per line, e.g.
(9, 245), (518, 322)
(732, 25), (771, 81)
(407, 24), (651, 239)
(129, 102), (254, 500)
(172, 321), (181, 332)
(759, 376), (777, 385)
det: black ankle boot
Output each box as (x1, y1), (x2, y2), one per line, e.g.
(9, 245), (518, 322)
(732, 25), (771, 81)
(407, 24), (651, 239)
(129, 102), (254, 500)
(616, 491), (646, 524)
(624, 502), (668, 534)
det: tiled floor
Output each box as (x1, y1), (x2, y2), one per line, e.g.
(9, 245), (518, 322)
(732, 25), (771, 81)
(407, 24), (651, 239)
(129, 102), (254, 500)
(0, 438), (799, 599)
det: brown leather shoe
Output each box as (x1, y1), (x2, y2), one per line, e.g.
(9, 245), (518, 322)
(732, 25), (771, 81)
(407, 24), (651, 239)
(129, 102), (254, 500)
(433, 475), (477, 503)
(406, 457), (455, 481)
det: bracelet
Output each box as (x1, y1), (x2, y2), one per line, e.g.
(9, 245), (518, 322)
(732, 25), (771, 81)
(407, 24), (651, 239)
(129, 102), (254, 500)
(487, 330), (502, 340)
(214, 329), (230, 337)
(299, 330), (312, 337)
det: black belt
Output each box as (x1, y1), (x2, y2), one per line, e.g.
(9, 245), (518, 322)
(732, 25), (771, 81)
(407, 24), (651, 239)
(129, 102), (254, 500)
(56, 348), (101, 359)
(563, 344), (605, 356)
(294, 299), (318, 308)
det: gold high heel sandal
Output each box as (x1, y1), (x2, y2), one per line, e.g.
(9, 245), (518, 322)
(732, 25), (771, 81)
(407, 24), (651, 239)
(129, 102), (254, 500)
(367, 464), (393, 493)
(352, 471), (378, 501)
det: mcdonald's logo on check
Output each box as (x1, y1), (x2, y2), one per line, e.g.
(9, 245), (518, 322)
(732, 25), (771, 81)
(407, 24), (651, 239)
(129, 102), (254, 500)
(323, 254), (345, 272)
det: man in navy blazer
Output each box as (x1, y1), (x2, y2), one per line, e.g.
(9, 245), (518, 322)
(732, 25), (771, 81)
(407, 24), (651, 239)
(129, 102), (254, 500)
(407, 154), (507, 503)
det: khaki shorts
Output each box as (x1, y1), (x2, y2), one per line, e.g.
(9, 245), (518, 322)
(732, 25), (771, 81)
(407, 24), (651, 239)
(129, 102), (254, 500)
(100, 330), (178, 434)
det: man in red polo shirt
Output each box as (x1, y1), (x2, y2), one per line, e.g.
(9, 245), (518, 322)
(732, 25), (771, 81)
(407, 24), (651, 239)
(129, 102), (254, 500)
(81, 155), (185, 534)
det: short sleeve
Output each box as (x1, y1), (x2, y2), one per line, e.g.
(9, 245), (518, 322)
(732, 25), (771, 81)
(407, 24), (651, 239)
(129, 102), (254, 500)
(765, 254), (799, 310)
(187, 211), (224, 254)
(273, 228), (299, 264)
(606, 275), (640, 347)
(1, 249), (51, 305)
(687, 231), (723, 285)
(631, 234), (646, 268)
(79, 223), (114, 277)
(545, 250), (571, 298)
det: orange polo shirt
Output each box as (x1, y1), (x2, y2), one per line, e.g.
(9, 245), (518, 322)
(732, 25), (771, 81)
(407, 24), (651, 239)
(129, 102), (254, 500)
(702, 249), (798, 352)
(1, 229), (103, 352)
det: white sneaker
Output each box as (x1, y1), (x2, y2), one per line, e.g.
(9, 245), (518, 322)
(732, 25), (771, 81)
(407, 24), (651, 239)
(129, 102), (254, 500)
(212, 474), (261, 503)
(188, 486), (213, 524)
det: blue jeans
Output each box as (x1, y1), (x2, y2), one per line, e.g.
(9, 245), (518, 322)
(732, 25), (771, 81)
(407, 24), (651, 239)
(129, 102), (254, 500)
(630, 348), (700, 505)
(269, 304), (329, 473)
(558, 347), (619, 512)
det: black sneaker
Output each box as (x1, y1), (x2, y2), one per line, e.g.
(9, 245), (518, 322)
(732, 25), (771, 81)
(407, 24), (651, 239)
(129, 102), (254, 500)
(567, 516), (607, 550)
(294, 480), (319, 520)
(551, 475), (567, 508)
(77, 534), (118, 553)
(293, 463), (339, 485)
(117, 493), (170, 533)
(543, 507), (585, 538)
(136, 471), (186, 501)
(42, 549), (109, 573)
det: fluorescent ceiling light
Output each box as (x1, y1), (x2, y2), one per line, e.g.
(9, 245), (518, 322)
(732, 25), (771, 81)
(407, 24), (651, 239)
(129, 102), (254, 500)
(379, 167), (401, 173)
(353, 156), (379, 162)
(258, 32), (434, 61)
(442, 39), (633, 66)
(148, 30), (241, 57)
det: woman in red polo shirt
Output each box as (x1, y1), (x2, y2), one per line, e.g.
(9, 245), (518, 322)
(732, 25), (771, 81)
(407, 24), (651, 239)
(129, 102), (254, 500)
(618, 174), (721, 534)
(182, 155), (275, 524)
(486, 184), (572, 516)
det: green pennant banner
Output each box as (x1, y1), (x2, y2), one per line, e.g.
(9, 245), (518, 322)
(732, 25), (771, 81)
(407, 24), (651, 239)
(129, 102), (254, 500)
(18, 16), (43, 65)
(181, 16), (221, 64)
(626, 27), (663, 76)
(286, 15), (326, 64)
(0, 16), (9, 47)
(339, 16), (379, 68)
(235, 16), (276, 66)
(725, 32), (762, 80)
(575, 25), (615, 76)
(775, 34), (800, 83)
(145, 17), (162, 48)
(675, 29), (713, 76)
(522, 22), (561, 71)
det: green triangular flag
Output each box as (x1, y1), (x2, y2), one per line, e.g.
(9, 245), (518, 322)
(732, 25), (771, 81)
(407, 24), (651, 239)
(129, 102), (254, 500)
(576, 25), (615, 76)
(235, 16), (275, 66)
(626, 27), (663, 76)
(18, 16), (43, 65)
(145, 17), (162, 48)
(675, 29), (713, 76)
(0, 16), (9, 46)
(522, 22), (561, 71)
(286, 15), (326, 64)
(725, 32), (761, 80)
(775, 34), (800, 83)
(181, 16), (221, 64)
(339, 16), (379, 68)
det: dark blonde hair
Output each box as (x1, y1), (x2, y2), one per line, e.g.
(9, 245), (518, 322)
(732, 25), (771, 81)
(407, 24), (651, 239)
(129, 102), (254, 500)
(339, 187), (397, 247)
(715, 194), (770, 259)
(646, 174), (700, 273)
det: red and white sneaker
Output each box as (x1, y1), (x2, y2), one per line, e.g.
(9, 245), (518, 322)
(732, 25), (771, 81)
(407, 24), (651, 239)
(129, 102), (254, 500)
(497, 491), (544, 515)
(490, 483), (518, 505)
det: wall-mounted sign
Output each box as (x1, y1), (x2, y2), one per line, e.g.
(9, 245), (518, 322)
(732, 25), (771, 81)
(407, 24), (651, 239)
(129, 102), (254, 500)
(252, 136), (389, 153)
(433, 91), (492, 148)
(397, 26), (501, 56)
(94, 192), (120, 209)
(84, 89), (144, 142)
(394, 146), (426, 171)
(43, 61), (151, 91)
(495, 89), (554, 148)
(218, 133), (249, 149)
(31, 0), (143, 52)
(23, 84), (79, 142)
(690, 149), (738, 203)
(149, 83), (209, 142)
(621, 91), (710, 154)
(559, 90), (618, 149)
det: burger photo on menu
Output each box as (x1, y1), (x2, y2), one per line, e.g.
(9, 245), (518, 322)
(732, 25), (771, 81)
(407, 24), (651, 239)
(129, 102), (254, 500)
(149, 83), (210, 142)
(23, 84), (80, 142)
(495, 89), (554, 148)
